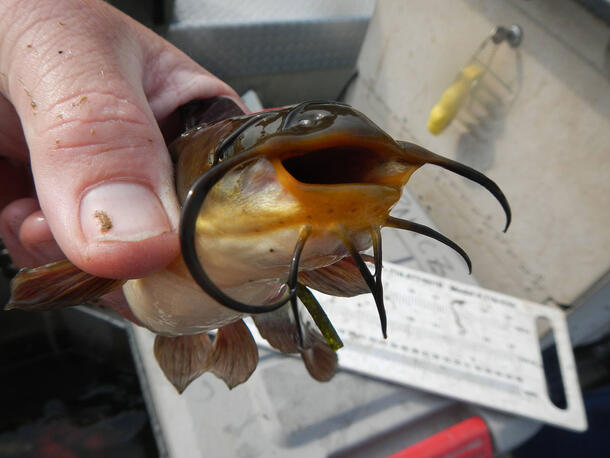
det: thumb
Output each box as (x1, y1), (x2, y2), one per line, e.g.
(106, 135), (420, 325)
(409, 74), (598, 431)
(2, 1), (186, 279)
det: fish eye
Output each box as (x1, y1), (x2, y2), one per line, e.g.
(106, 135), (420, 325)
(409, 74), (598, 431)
(298, 118), (312, 127)
(291, 110), (332, 130)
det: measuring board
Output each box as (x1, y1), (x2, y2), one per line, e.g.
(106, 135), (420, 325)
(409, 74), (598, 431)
(248, 262), (587, 432)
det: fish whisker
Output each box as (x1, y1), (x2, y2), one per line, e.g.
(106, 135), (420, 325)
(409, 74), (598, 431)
(337, 226), (387, 339)
(288, 226), (312, 349)
(397, 140), (511, 232)
(385, 216), (472, 273)
(371, 225), (383, 281)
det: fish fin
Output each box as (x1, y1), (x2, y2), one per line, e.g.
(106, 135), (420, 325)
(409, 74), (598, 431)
(253, 306), (300, 353)
(300, 327), (338, 382)
(210, 319), (259, 389)
(7, 259), (125, 312)
(298, 255), (374, 297)
(254, 306), (339, 381)
(154, 333), (214, 394)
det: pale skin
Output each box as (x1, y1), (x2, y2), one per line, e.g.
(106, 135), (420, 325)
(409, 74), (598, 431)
(0, 0), (245, 280)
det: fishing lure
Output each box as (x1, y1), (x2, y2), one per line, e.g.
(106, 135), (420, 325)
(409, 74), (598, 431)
(7, 99), (510, 393)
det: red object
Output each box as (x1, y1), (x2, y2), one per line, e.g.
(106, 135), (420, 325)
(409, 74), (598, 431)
(388, 416), (493, 458)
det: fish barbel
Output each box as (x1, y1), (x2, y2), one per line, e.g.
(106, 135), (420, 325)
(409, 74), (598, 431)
(6, 99), (510, 392)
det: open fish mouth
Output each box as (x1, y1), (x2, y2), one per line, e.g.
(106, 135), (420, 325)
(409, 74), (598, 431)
(178, 101), (511, 341)
(281, 146), (383, 184)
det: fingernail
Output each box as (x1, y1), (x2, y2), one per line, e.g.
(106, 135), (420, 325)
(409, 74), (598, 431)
(80, 182), (171, 243)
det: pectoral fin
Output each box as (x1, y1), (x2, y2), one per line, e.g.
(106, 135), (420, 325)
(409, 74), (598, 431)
(298, 255), (374, 297)
(210, 319), (259, 389)
(7, 259), (124, 311)
(254, 305), (338, 382)
(301, 332), (338, 382)
(154, 333), (214, 394)
(253, 305), (300, 353)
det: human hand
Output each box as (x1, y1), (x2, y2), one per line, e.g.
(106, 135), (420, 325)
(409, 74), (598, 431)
(0, 0), (242, 279)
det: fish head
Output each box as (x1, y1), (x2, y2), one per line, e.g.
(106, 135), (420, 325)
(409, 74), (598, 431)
(172, 102), (420, 291)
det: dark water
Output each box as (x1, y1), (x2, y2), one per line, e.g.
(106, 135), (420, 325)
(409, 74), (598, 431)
(0, 310), (159, 458)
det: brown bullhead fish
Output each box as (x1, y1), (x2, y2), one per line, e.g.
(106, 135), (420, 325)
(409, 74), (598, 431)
(6, 99), (510, 393)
